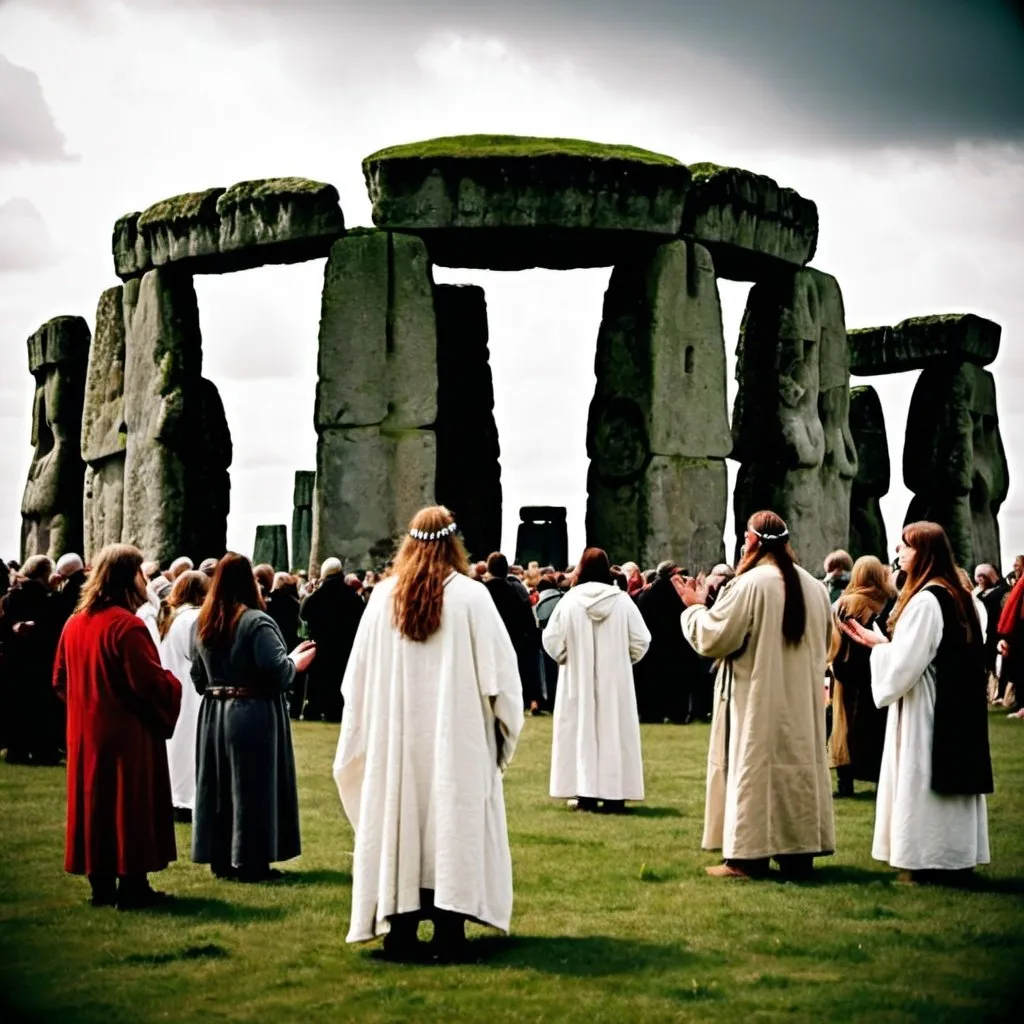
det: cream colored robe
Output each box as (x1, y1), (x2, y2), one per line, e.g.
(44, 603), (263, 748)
(334, 572), (524, 943)
(160, 605), (201, 810)
(543, 582), (651, 801)
(681, 563), (835, 859)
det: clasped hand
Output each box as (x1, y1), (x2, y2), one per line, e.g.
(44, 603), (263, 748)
(670, 572), (707, 608)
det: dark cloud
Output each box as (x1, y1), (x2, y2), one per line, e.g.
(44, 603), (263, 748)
(0, 54), (75, 163)
(31, 0), (1022, 147)
(0, 198), (59, 270)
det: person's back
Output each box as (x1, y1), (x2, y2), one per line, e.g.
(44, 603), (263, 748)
(300, 571), (364, 720)
(334, 506), (524, 960)
(635, 573), (696, 723)
(543, 553), (651, 811)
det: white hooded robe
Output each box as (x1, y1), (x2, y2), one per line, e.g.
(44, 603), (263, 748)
(543, 582), (651, 801)
(334, 572), (524, 943)
(160, 605), (202, 811)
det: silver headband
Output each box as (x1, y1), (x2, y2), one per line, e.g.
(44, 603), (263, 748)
(753, 528), (789, 542)
(409, 522), (458, 542)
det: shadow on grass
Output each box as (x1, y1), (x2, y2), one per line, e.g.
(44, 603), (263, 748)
(627, 806), (683, 819)
(805, 864), (895, 886)
(122, 943), (230, 966)
(134, 895), (287, 921)
(469, 934), (702, 977)
(275, 868), (351, 886)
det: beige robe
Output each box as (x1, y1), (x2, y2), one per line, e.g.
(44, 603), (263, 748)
(681, 563), (835, 860)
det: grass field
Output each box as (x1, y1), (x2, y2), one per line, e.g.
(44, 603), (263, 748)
(2, 715), (1023, 1023)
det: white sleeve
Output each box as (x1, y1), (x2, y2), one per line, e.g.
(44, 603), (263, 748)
(625, 596), (652, 664)
(680, 577), (752, 660)
(541, 596), (569, 665)
(870, 591), (943, 708)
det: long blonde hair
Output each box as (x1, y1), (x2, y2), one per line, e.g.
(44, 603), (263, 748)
(829, 555), (895, 663)
(391, 506), (469, 642)
(76, 544), (147, 614)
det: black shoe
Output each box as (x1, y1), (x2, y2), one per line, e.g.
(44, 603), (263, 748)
(211, 864), (236, 880)
(600, 800), (628, 815)
(430, 915), (469, 964)
(173, 807), (193, 824)
(234, 866), (285, 883)
(116, 885), (174, 910)
(90, 886), (117, 907)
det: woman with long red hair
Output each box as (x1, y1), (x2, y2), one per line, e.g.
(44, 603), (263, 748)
(842, 521), (992, 882)
(191, 554), (315, 883)
(333, 506), (523, 962)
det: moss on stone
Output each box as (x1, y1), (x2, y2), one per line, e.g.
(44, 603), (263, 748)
(897, 314), (971, 330)
(687, 162), (731, 182)
(115, 212), (140, 231)
(138, 188), (224, 228)
(218, 177), (336, 206)
(364, 135), (681, 167)
(343, 226), (379, 238)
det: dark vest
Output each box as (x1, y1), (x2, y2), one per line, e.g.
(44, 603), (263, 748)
(926, 585), (993, 796)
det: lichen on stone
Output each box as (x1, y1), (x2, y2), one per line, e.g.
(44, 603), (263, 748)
(363, 134), (682, 167)
(217, 177), (337, 210)
(138, 188), (224, 228)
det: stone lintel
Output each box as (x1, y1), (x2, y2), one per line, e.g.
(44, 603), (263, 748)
(682, 163), (818, 282)
(27, 316), (91, 375)
(849, 314), (1000, 375)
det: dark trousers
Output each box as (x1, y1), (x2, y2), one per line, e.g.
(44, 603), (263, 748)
(836, 764), (855, 796)
(388, 888), (465, 940)
(726, 855), (815, 879)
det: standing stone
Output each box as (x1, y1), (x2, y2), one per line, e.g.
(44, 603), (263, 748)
(904, 362), (1008, 568)
(312, 231), (437, 570)
(515, 507), (569, 570)
(586, 239), (730, 569)
(292, 471), (315, 574)
(253, 525), (289, 572)
(434, 284), (501, 560)
(732, 268), (857, 571)
(191, 377), (232, 560)
(848, 386), (890, 562)
(21, 316), (91, 561)
(82, 287), (127, 559)
(121, 267), (204, 564)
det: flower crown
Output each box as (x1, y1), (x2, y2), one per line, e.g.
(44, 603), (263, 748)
(409, 521), (458, 542)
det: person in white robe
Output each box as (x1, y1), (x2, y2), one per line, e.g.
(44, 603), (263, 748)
(543, 547), (650, 812)
(158, 571), (209, 816)
(842, 521), (992, 879)
(334, 506), (524, 961)
(675, 511), (835, 879)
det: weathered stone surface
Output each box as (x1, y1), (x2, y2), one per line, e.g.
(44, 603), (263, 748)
(363, 135), (691, 270)
(81, 286), (126, 462)
(310, 426), (435, 571)
(848, 385), (889, 561)
(121, 268), (203, 563)
(21, 316), (91, 561)
(114, 178), (344, 279)
(682, 163), (818, 281)
(904, 362), (1007, 567)
(315, 232), (437, 430)
(849, 314), (1000, 375)
(515, 507), (569, 570)
(190, 378), (232, 560)
(586, 240), (730, 570)
(292, 471), (316, 573)
(732, 267), (857, 571)
(83, 456), (125, 560)
(253, 525), (289, 572)
(434, 284), (501, 560)
(587, 456), (727, 571)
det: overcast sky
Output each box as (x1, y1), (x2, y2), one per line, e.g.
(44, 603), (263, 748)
(1, 0), (1022, 568)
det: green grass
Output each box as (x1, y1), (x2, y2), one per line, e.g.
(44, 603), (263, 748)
(363, 134), (682, 166)
(2, 716), (1023, 1023)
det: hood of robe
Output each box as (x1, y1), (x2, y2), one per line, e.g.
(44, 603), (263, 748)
(573, 581), (624, 622)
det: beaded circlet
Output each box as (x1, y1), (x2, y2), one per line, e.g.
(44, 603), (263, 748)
(409, 522), (458, 542)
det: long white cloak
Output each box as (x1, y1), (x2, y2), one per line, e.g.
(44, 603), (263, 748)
(542, 582), (651, 801)
(334, 572), (525, 943)
(870, 590), (990, 871)
(160, 605), (202, 810)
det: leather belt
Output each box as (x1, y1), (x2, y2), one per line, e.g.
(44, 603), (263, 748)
(206, 686), (269, 700)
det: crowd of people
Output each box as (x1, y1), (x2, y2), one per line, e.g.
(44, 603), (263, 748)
(0, 507), (1017, 957)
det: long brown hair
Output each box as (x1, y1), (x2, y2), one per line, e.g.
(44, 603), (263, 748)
(574, 547), (614, 586)
(158, 570), (210, 639)
(888, 521), (978, 642)
(829, 555), (895, 662)
(392, 506), (469, 642)
(736, 509), (806, 644)
(197, 553), (265, 650)
(76, 544), (147, 614)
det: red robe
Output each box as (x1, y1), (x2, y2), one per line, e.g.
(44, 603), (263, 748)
(53, 606), (182, 876)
